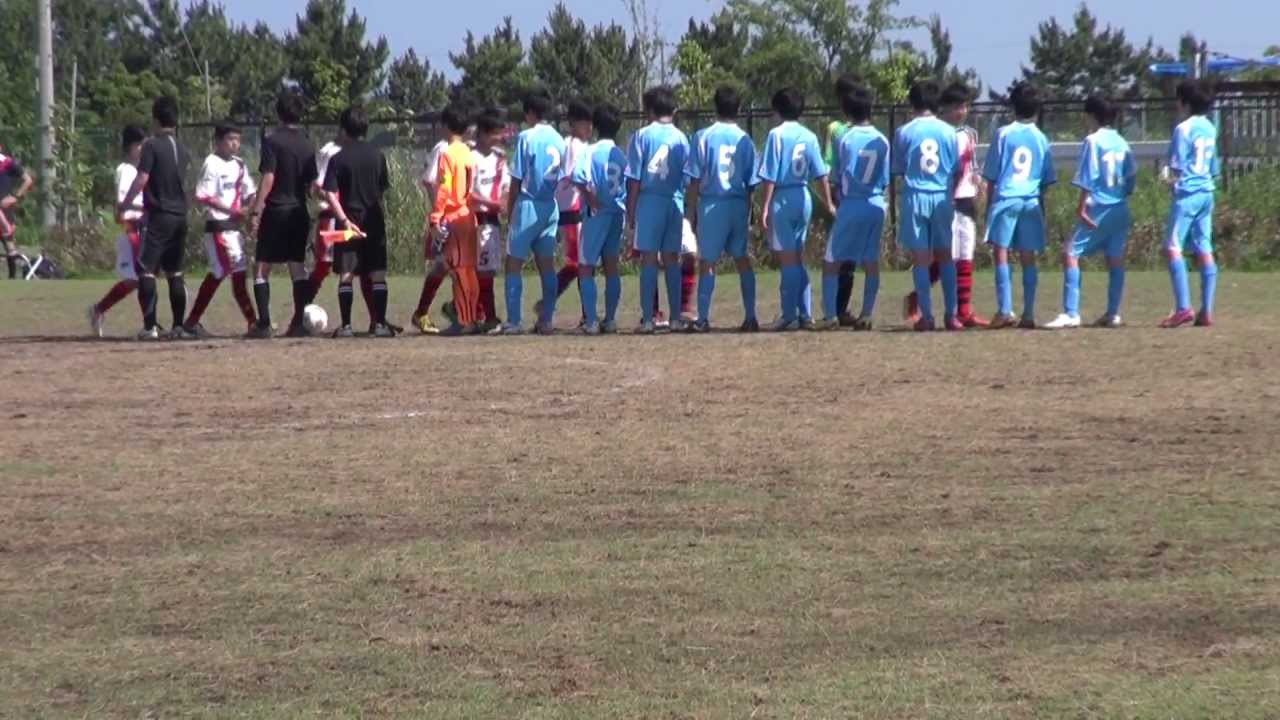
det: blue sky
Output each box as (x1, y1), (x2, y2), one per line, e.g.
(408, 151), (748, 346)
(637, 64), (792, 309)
(218, 0), (1280, 92)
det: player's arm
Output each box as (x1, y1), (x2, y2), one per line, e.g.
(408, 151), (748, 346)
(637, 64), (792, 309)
(1, 168), (33, 210)
(429, 153), (455, 228)
(1040, 139), (1057, 218)
(625, 180), (639, 229)
(758, 181), (775, 233)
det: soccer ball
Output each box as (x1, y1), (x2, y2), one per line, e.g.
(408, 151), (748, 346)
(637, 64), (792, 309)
(302, 304), (329, 334)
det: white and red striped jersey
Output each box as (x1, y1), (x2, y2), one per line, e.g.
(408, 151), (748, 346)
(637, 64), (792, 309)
(315, 141), (342, 213)
(115, 162), (144, 222)
(196, 154), (256, 221)
(555, 135), (589, 213)
(954, 125), (981, 200)
(470, 147), (510, 212)
(420, 139), (449, 192)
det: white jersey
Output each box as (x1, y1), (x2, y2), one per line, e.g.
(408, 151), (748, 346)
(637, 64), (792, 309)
(315, 141), (342, 212)
(196, 154), (256, 222)
(555, 135), (589, 213)
(470, 147), (510, 214)
(420, 140), (450, 190)
(115, 162), (144, 222)
(954, 125), (981, 200)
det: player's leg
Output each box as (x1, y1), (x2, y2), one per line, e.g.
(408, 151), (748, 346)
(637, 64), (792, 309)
(156, 217), (188, 338)
(1160, 196), (1196, 327)
(279, 208), (313, 335)
(852, 205), (884, 330)
(835, 261), (857, 324)
(361, 213), (394, 336)
(771, 198), (806, 331)
(952, 207), (985, 326)
(1096, 207), (1129, 327)
(820, 206), (853, 326)
(184, 231), (230, 335)
(1014, 201), (1043, 328)
(986, 198), (1018, 328)
(577, 215), (604, 332)
(695, 204), (726, 329)
(3, 212), (18, 279)
(730, 203), (758, 331)
(1049, 225), (1087, 329)
(90, 230), (142, 336)
(533, 206), (560, 333)
(476, 223), (501, 329)
(134, 217), (168, 338)
(307, 215), (335, 299)
(1190, 196), (1217, 326)
(554, 215), (581, 299)
(680, 218), (698, 322)
(931, 201), (960, 330)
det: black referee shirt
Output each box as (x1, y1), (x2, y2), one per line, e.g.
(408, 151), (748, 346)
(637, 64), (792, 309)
(260, 126), (317, 209)
(322, 140), (389, 215)
(137, 131), (191, 216)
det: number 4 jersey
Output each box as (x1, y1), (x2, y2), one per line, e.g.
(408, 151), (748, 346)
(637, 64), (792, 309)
(625, 121), (690, 200)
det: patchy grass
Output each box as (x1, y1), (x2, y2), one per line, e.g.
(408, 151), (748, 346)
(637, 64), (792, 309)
(1, 272), (1278, 719)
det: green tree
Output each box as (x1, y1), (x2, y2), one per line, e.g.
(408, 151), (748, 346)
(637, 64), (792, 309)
(384, 49), (449, 116)
(584, 22), (643, 108)
(449, 17), (536, 115)
(672, 39), (738, 110)
(1011, 3), (1162, 99)
(530, 3), (592, 105)
(286, 0), (390, 110)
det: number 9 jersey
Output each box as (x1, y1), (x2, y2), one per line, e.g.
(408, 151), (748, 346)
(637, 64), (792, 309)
(982, 121), (1056, 200)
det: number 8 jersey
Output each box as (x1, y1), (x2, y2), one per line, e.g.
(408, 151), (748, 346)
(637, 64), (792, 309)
(891, 115), (958, 195)
(982, 120), (1056, 200)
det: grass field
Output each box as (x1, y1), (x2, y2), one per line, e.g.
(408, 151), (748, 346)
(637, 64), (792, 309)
(2, 271), (1278, 719)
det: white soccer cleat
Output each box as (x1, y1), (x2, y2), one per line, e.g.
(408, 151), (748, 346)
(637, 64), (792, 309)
(668, 318), (688, 333)
(1045, 313), (1082, 330)
(87, 304), (104, 338)
(135, 326), (160, 342)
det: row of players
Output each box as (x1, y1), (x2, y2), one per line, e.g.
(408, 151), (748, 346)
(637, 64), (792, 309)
(86, 77), (1221, 338)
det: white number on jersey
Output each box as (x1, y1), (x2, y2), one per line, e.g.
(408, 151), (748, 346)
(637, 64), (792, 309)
(920, 139), (940, 175)
(859, 149), (879, 184)
(791, 143), (808, 178)
(544, 146), (562, 180)
(1192, 136), (1214, 174)
(648, 144), (671, 180)
(717, 145), (737, 189)
(605, 162), (623, 197)
(1101, 150), (1126, 188)
(1011, 146), (1033, 181)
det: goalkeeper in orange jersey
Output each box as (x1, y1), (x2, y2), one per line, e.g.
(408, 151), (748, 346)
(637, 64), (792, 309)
(429, 107), (481, 336)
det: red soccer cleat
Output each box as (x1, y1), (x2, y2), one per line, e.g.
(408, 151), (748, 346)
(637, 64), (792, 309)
(902, 292), (921, 325)
(960, 313), (990, 328)
(1195, 310), (1214, 327)
(1159, 309), (1195, 329)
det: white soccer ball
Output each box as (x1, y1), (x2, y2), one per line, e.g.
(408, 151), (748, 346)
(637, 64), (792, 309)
(302, 304), (329, 334)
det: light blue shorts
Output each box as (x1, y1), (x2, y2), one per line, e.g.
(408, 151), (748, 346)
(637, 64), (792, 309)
(507, 198), (559, 261)
(1069, 203), (1130, 258)
(827, 198), (885, 264)
(1165, 191), (1214, 255)
(634, 195), (683, 254)
(898, 191), (954, 253)
(579, 212), (624, 266)
(697, 197), (750, 260)
(767, 188), (812, 253)
(987, 197), (1045, 253)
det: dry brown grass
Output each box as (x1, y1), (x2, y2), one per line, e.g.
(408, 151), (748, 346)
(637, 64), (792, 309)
(1, 273), (1278, 718)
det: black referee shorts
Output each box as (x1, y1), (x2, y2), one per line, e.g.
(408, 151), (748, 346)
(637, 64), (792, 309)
(139, 212), (187, 274)
(257, 205), (311, 264)
(333, 207), (387, 275)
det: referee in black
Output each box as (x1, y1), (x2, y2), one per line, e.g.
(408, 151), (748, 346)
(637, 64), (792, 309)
(119, 96), (191, 341)
(248, 91), (316, 338)
(322, 105), (395, 338)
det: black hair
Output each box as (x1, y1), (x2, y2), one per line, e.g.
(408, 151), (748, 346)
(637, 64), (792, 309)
(1083, 94), (1118, 126)
(593, 104), (622, 139)
(713, 86), (741, 119)
(1010, 82), (1042, 120)
(475, 111), (505, 135)
(940, 82), (972, 109)
(835, 74), (863, 98)
(276, 90), (305, 124)
(121, 124), (147, 152)
(523, 88), (552, 120)
(441, 106), (468, 135)
(152, 96), (179, 128)
(907, 81), (940, 113)
(213, 122), (242, 141)
(566, 99), (593, 124)
(771, 87), (804, 120)
(643, 86), (677, 117)
(1177, 79), (1214, 115)
(841, 86), (873, 123)
(338, 105), (369, 139)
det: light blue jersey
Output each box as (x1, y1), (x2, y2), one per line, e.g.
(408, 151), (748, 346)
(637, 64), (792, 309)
(1073, 128), (1136, 206)
(983, 121), (1056, 200)
(1069, 128), (1136, 260)
(510, 123), (568, 203)
(1168, 115), (1219, 197)
(891, 116), (958, 195)
(834, 124), (890, 203)
(756, 121), (827, 190)
(574, 139), (626, 216)
(687, 121), (757, 200)
(626, 121), (690, 255)
(574, 139), (627, 267)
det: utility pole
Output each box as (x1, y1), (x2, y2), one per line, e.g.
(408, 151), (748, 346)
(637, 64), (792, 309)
(36, 0), (56, 229)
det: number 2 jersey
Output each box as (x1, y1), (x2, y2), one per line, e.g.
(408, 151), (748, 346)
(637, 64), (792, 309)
(510, 123), (567, 205)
